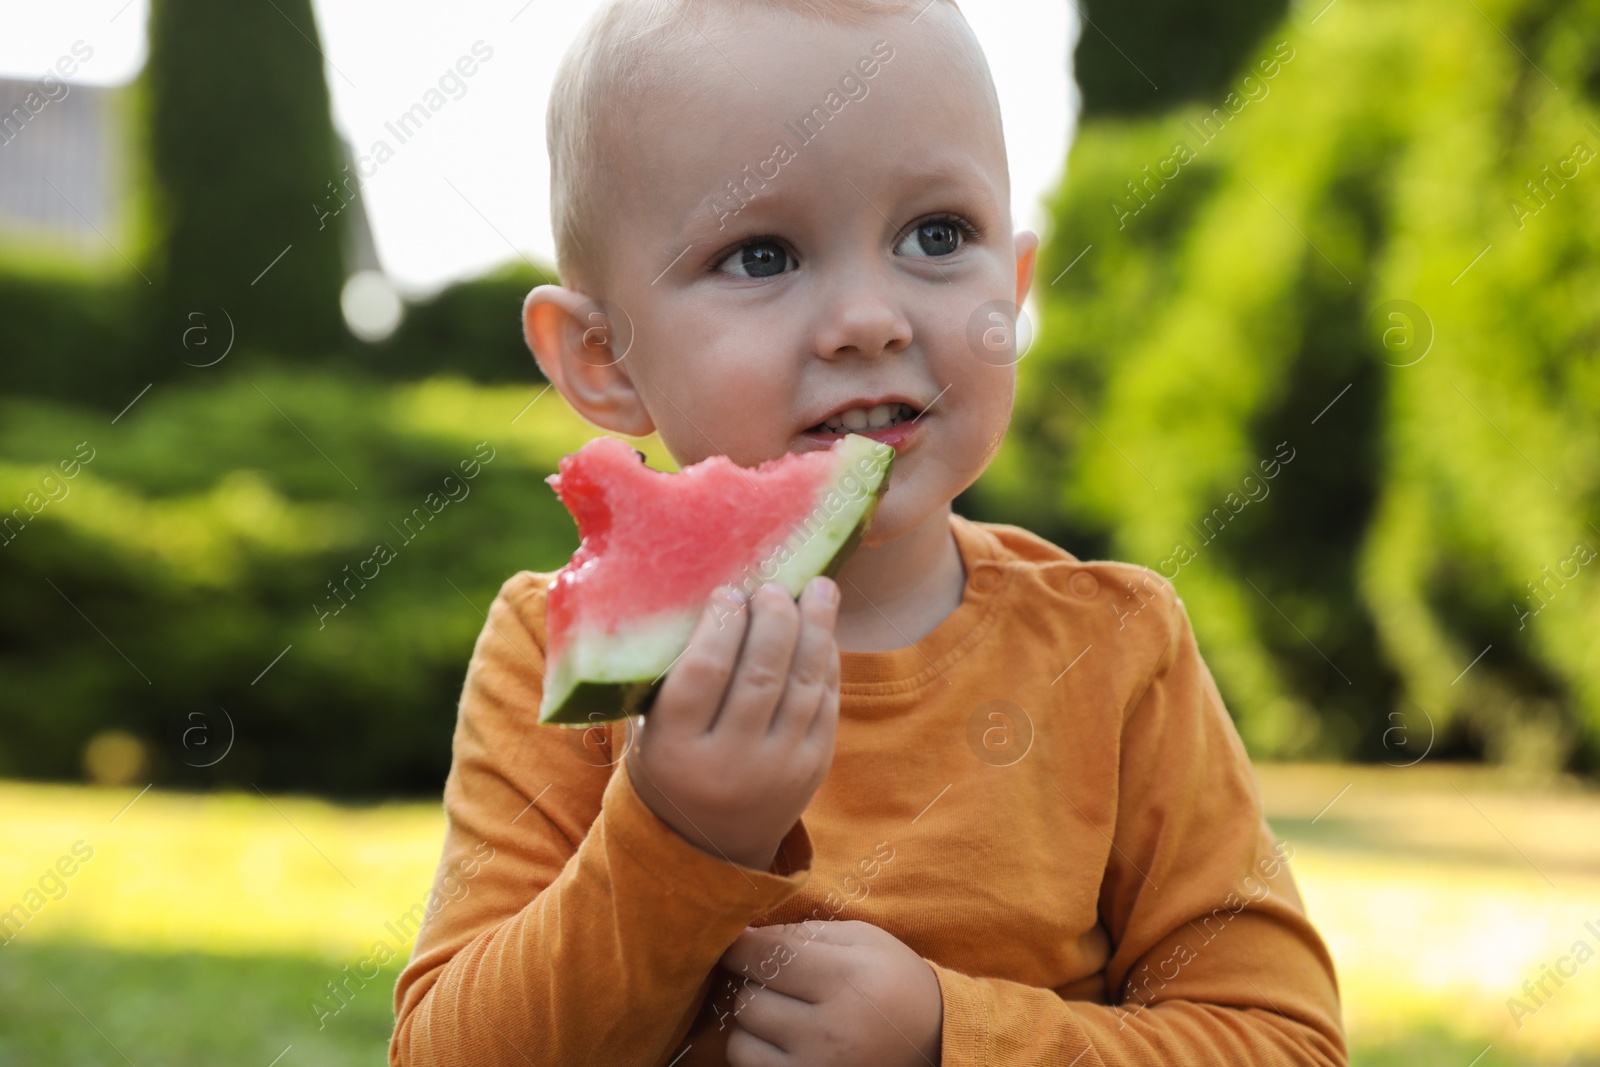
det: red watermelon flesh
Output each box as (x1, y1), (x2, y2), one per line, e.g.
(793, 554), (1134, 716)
(539, 434), (894, 725)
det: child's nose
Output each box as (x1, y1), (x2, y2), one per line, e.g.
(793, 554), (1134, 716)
(810, 268), (913, 361)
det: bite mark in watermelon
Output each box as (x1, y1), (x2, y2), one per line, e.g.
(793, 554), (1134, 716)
(538, 434), (895, 726)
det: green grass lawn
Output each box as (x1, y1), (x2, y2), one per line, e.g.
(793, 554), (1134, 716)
(0, 941), (399, 1066)
(2, 764), (1597, 1065)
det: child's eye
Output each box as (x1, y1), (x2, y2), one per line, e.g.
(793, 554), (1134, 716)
(895, 215), (978, 258)
(714, 240), (796, 278)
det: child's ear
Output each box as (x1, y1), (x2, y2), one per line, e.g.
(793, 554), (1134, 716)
(1013, 230), (1040, 308)
(522, 284), (656, 438)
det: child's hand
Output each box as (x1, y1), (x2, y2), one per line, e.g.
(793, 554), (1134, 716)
(716, 919), (943, 1067)
(624, 577), (841, 872)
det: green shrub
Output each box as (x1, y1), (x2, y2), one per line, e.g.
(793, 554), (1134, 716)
(361, 262), (555, 382)
(0, 265), (148, 408)
(0, 365), (637, 796)
(1073, 0), (1288, 116)
(141, 0), (347, 358)
(979, 0), (1600, 772)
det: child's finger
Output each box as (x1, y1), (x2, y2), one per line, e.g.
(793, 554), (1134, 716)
(802, 643), (841, 750)
(719, 924), (842, 1005)
(711, 581), (801, 739)
(655, 585), (749, 737)
(767, 576), (839, 743)
(722, 981), (812, 1049)
(724, 1026), (785, 1067)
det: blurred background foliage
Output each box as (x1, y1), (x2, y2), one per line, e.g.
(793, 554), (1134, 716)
(979, 0), (1600, 779)
(1, 0), (1597, 800)
(143, 0), (349, 357)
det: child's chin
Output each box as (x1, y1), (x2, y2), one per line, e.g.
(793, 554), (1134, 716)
(857, 490), (917, 550)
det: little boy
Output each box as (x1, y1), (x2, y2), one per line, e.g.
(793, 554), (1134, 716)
(390, 1), (1346, 1064)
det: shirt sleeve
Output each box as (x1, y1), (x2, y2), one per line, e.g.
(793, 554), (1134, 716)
(389, 572), (816, 1067)
(925, 580), (1347, 1066)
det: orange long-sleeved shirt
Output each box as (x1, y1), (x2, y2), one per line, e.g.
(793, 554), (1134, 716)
(390, 512), (1346, 1066)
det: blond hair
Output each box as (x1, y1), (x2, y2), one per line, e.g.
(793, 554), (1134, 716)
(546, 0), (977, 292)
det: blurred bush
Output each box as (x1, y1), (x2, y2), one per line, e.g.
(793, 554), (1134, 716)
(141, 0), (347, 357)
(361, 262), (555, 382)
(0, 367), (664, 796)
(0, 259), (146, 408)
(1071, 0), (1288, 116)
(973, 0), (1600, 773)
(0, 0), (569, 797)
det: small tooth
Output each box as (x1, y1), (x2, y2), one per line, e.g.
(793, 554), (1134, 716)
(824, 417), (844, 430)
(840, 408), (868, 430)
(866, 404), (892, 428)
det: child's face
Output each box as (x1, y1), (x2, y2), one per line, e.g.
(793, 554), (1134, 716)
(546, 5), (1035, 547)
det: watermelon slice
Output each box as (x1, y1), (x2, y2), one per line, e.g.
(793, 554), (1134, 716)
(538, 434), (895, 726)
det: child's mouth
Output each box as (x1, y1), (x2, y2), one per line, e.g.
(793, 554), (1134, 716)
(797, 401), (926, 456)
(803, 402), (918, 435)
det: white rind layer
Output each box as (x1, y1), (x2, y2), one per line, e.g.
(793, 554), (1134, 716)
(541, 610), (696, 726)
(538, 435), (893, 725)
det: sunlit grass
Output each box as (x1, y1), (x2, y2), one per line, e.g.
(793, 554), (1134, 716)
(0, 784), (443, 960)
(2, 764), (1597, 1065)
(1256, 764), (1600, 1064)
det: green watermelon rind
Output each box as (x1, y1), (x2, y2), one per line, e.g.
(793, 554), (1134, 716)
(539, 436), (895, 727)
